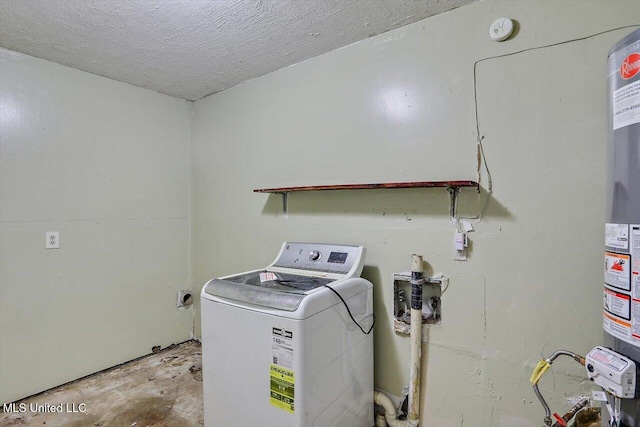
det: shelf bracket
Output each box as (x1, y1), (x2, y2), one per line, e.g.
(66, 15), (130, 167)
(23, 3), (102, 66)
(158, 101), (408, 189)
(278, 192), (289, 217)
(447, 186), (459, 218)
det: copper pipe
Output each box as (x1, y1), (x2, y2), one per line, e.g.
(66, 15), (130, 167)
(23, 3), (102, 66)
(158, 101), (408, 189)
(551, 398), (588, 427)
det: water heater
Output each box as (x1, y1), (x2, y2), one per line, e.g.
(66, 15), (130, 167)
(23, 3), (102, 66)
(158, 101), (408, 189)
(604, 28), (640, 426)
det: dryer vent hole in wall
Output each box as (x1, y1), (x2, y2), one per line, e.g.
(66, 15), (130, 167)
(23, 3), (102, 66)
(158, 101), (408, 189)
(177, 291), (193, 308)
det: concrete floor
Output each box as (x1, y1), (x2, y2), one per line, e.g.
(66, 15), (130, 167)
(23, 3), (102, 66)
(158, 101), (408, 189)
(0, 340), (203, 427)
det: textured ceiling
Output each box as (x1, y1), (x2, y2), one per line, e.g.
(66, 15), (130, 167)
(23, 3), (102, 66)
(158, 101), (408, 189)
(0, 0), (475, 101)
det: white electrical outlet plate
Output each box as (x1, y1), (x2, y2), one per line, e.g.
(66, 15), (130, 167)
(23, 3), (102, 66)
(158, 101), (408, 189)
(46, 232), (60, 249)
(454, 232), (466, 250)
(454, 249), (467, 261)
(453, 231), (467, 261)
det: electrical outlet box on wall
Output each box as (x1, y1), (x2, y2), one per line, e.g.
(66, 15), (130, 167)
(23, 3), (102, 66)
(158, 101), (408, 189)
(45, 231), (60, 249)
(392, 272), (443, 342)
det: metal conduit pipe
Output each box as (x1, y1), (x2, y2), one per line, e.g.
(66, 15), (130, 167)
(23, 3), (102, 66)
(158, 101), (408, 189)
(532, 384), (552, 427)
(531, 350), (586, 427)
(551, 398), (588, 427)
(546, 350), (585, 365)
(375, 254), (424, 427)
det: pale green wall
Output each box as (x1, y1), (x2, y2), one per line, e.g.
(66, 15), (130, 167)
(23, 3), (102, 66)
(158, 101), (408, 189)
(0, 49), (193, 403)
(191, 1), (640, 426)
(2, 0), (639, 423)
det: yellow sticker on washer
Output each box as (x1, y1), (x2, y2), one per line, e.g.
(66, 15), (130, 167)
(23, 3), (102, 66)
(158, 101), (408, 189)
(270, 364), (294, 413)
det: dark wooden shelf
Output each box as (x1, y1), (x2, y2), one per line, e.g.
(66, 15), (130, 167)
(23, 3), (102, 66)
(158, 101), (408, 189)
(254, 180), (478, 193)
(254, 180), (479, 216)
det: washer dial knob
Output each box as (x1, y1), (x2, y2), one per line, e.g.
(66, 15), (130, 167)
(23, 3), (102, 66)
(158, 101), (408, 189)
(309, 250), (321, 261)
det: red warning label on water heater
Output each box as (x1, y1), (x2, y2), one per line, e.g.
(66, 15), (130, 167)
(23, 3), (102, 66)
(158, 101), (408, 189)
(632, 226), (640, 300)
(605, 227), (640, 348)
(604, 288), (631, 320)
(605, 252), (631, 291)
(621, 53), (640, 80)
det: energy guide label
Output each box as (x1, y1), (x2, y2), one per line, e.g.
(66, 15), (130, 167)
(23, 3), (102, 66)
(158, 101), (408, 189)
(270, 365), (294, 413)
(270, 327), (294, 413)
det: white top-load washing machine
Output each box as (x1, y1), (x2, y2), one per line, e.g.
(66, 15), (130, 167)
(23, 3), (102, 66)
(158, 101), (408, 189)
(201, 242), (374, 427)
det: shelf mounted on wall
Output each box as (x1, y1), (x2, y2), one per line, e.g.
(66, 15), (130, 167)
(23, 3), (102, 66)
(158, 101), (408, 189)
(254, 180), (480, 217)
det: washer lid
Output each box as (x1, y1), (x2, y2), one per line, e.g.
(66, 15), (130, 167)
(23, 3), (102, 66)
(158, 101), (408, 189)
(203, 271), (333, 311)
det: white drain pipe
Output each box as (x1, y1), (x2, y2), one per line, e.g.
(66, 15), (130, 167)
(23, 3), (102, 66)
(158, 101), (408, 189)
(407, 254), (423, 425)
(375, 254), (424, 427)
(374, 391), (412, 427)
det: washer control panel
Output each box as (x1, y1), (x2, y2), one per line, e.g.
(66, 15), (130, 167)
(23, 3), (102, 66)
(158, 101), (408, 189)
(272, 242), (364, 276)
